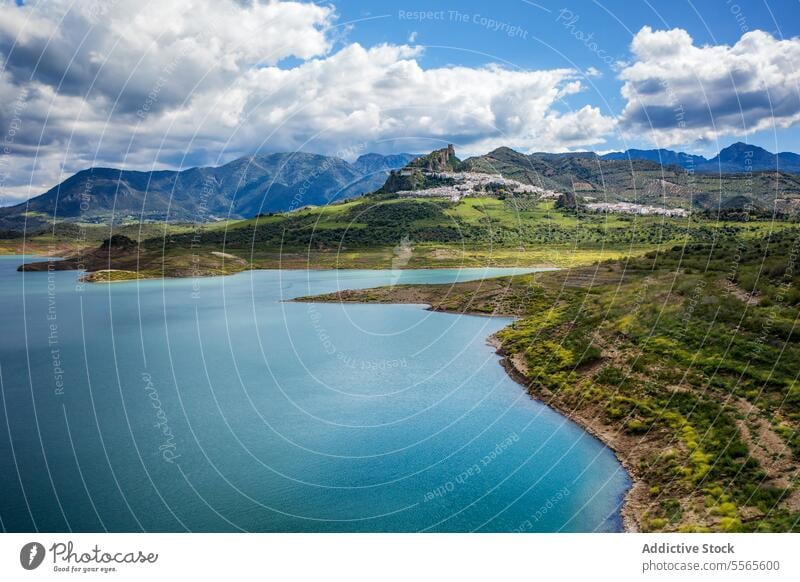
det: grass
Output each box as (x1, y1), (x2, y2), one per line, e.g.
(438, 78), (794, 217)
(3, 195), (798, 279)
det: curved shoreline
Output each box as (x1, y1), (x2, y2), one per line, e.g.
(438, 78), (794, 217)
(17, 254), (640, 531)
(485, 333), (641, 532)
(294, 288), (641, 532)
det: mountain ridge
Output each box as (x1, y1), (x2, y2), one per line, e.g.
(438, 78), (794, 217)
(0, 151), (417, 231)
(6, 141), (800, 234)
(601, 142), (800, 173)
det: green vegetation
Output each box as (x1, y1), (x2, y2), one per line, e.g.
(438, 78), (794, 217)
(6, 195), (798, 280)
(156, 196), (797, 256)
(496, 230), (800, 532)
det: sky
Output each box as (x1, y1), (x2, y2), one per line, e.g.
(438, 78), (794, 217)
(1, 0), (800, 205)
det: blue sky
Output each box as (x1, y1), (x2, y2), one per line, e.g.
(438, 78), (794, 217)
(1, 0), (800, 203)
(330, 0), (800, 156)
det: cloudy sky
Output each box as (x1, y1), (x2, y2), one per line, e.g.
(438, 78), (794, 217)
(1, 0), (799, 204)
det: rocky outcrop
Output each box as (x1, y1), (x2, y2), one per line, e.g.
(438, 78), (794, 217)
(554, 190), (580, 210)
(379, 145), (462, 193)
(408, 144), (460, 172)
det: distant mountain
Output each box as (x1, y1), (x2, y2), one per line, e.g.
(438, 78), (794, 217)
(532, 151), (598, 160)
(461, 147), (693, 204)
(8, 140), (800, 234)
(352, 153), (420, 175)
(701, 142), (800, 173)
(0, 151), (417, 230)
(600, 142), (800, 174)
(601, 148), (708, 169)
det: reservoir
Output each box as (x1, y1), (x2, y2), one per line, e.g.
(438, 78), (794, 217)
(0, 257), (629, 532)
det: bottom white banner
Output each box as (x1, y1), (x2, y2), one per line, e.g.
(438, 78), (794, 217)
(1, 533), (798, 581)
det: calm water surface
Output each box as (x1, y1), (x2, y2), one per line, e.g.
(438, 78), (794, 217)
(0, 256), (629, 532)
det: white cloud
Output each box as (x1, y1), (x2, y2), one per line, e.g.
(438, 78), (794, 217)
(0, 0), (334, 113)
(619, 26), (800, 146)
(0, 0), (615, 203)
(224, 44), (613, 153)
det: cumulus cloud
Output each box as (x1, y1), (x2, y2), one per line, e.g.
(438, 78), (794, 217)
(0, 0), (615, 203)
(225, 44), (614, 154)
(618, 26), (800, 145)
(0, 0), (334, 113)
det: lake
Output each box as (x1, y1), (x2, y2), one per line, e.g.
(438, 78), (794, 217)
(0, 256), (629, 532)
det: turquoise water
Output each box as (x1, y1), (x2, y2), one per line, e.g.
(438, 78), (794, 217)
(0, 256), (629, 532)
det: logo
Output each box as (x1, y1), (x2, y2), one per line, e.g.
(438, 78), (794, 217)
(20, 542), (46, 570)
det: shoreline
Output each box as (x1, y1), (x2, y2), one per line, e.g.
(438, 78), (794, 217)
(294, 286), (642, 532)
(485, 333), (642, 533)
(17, 250), (641, 529)
(11, 250), (558, 284)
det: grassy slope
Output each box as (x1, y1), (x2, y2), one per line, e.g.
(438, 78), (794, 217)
(5, 195), (797, 280)
(156, 197), (798, 275)
(296, 228), (800, 532)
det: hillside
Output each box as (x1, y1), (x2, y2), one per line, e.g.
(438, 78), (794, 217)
(460, 146), (800, 213)
(602, 148), (707, 169)
(15, 188), (793, 281)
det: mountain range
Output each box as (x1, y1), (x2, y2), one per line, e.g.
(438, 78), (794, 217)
(4, 141), (800, 234)
(0, 151), (417, 232)
(601, 142), (800, 173)
(527, 142), (800, 174)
